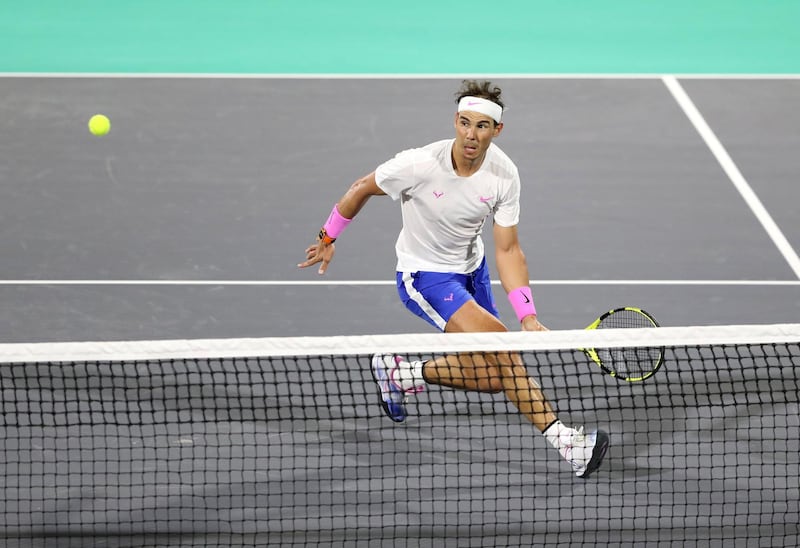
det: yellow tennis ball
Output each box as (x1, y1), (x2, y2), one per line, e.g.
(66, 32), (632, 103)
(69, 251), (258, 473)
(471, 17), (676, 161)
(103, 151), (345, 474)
(88, 114), (111, 136)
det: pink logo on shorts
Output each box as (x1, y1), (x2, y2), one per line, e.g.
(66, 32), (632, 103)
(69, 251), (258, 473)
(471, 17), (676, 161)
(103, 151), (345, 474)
(444, 293), (454, 302)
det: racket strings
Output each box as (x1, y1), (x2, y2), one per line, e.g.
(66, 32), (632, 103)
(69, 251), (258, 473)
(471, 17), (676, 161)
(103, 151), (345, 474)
(592, 308), (664, 381)
(595, 309), (656, 329)
(597, 346), (662, 378)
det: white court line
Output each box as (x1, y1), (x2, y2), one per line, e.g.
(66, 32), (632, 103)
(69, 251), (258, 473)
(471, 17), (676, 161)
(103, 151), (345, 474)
(662, 75), (800, 280)
(0, 280), (798, 286)
(1, 72), (799, 79)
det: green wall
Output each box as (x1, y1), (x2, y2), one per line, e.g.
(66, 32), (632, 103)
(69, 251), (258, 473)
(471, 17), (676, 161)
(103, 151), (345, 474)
(1, 1), (798, 73)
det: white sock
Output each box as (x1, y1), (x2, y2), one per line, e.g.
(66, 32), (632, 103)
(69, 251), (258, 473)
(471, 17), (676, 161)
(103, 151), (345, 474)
(391, 358), (426, 392)
(543, 420), (574, 451)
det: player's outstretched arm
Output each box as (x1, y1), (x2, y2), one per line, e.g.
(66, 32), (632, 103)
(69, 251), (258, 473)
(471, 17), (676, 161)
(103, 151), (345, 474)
(493, 223), (547, 331)
(298, 171), (386, 274)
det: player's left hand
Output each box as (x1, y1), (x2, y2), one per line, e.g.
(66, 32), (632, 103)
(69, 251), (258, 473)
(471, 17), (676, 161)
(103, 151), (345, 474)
(522, 315), (548, 332)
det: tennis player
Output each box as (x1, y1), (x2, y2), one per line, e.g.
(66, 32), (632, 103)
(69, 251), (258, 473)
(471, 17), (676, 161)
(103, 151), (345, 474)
(298, 80), (608, 478)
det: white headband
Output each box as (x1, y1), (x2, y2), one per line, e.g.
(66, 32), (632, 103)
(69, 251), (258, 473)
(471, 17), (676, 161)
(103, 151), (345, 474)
(457, 96), (503, 123)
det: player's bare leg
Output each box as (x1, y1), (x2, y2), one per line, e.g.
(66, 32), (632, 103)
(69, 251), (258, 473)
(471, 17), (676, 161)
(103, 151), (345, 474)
(374, 300), (610, 477)
(421, 300), (557, 431)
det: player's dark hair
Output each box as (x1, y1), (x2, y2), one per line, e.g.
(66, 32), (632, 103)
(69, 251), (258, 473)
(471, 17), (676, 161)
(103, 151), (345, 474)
(454, 80), (505, 110)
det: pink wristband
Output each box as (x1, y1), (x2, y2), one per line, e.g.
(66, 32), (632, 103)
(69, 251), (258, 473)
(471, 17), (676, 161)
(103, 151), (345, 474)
(508, 287), (536, 322)
(323, 204), (352, 239)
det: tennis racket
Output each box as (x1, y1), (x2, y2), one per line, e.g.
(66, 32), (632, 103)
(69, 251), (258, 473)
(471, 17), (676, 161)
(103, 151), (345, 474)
(581, 307), (665, 382)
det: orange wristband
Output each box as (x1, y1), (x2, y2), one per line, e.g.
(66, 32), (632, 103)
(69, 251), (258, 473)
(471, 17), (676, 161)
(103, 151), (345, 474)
(318, 228), (336, 245)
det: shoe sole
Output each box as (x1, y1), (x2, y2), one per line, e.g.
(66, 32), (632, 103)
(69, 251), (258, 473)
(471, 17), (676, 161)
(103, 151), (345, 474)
(578, 430), (609, 479)
(370, 355), (406, 423)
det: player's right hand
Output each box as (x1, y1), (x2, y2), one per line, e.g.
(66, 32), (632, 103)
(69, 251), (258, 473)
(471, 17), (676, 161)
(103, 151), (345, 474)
(297, 241), (336, 274)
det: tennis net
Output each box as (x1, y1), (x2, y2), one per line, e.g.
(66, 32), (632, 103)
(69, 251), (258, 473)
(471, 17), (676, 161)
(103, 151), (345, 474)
(1, 324), (799, 547)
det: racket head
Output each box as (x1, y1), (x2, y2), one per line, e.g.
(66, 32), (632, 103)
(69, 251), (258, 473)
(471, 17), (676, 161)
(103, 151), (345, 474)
(583, 307), (665, 382)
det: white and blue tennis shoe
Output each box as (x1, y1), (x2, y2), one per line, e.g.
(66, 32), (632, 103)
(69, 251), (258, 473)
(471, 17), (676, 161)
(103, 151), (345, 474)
(371, 354), (409, 422)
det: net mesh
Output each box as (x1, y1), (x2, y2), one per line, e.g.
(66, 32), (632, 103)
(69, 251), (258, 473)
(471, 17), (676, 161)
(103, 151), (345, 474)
(1, 324), (799, 547)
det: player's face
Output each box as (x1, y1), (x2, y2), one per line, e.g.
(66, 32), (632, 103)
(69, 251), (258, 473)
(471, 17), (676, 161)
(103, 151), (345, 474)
(453, 111), (503, 162)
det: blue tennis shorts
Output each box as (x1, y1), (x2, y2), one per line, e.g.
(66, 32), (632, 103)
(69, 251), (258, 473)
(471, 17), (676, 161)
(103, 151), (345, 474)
(396, 257), (499, 332)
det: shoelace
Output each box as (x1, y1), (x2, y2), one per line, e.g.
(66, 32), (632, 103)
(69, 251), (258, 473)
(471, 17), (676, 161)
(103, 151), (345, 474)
(561, 427), (588, 469)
